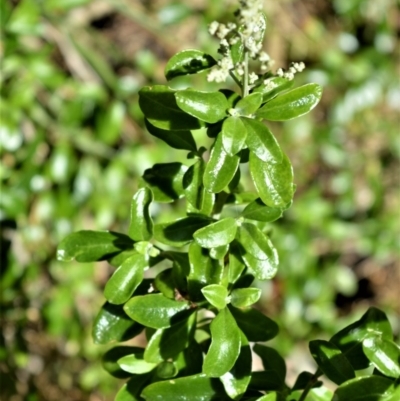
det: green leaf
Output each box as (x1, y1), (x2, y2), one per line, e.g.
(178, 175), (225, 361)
(204, 134), (240, 193)
(309, 340), (355, 385)
(165, 49), (217, 80)
(154, 268), (175, 299)
(363, 337), (400, 378)
(154, 215), (212, 247)
(256, 83), (322, 121)
(237, 222), (278, 280)
(57, 230), (134, 262)
(102, 346), (144, 378)
(118, 354), (157, 374)
(139, 85), (203, 130)
(141, 163), (186, 203)
(242, 118), (283, 163)
(129, 188), (153, 242)
(252, 77), (294, 103)
(194, 217), (237, 248)
(228, 241), (246, 284)
(241, 198), (284, 222)
(188, 242), (223, 301)
(115, 374), (151, 401)
(234, 92), (263, 116)
(333, 376), (395, 401)
(330, 307), (393, 370)
(124, 294), (191, 329)
(209, 244), (229, 260)
(254, 344), (286, 386)
(141, 374), (230, 401)
(203, 307), (241, 377)
(249, 151), (294, 208)
(156, 361), (178, 379)
(175, 90), (228, 123)
(220, 330), (252, 399)
(183, 159), (206, 209)
(249, 371), (284, 392)
(144, 314), (196, 363)
(175, 341), (204, 377)
(292, 371), (323, 391)
(92, 303), (143, 345)
(229, 306), (279, 342)
(201, 284), (228, 309)
(145, 119), (197, 151)
(164, 251), (190, 292)
(104, 253), (147, 305)
(231, 288), (261, 308)
(221, 116), (248, 155)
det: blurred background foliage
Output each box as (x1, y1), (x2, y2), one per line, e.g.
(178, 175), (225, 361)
(1, 0), (399, 400)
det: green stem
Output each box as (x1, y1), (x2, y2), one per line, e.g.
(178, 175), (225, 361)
(229, 70), (242, 90)
(298, 369), (323, 401)
(243, 51), (249, 97)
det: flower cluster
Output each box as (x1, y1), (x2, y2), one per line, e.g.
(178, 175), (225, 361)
(276, 61), (306, 80)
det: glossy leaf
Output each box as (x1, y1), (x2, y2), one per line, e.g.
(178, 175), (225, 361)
(309, 340), (355, 385)
(362, 337), (400, 378)
(141, 163), (186, 203)
(129, 188), (153, 242)
(229, 306), (279, 342)
(188, 242), (223, 301)
(250, 151), (294, 208)
(118, 354), (157, 374)
(154, 215), (212, 247)
(141, 374), (230, 401)
(220, 330), (252, 399)
(139, 85), (203, 130)
(165, 49), (217, 80)
(115, 374), (151, 401)
(209, 244), (229, 260)
(104, 253), (147, 305)
(175, 89), (228, 123)
(256, 83), (322, 121)
(242, 117), (282, 163)
(330, 307), (393, 370)
(252, 77), (294, 102)
(254, 344), (286, 386)
(102, 346), (144, 378)
(156, 361), (178, 379)
(201, 284), (228, 309)
(145, 119), (197, 151)
(231, 287), (261, 308)
(333, 376), (395, 401)
(204, 134), (240, 193)
(57, 230), (134, 262)
(234, 92), (263, 116)
(228, 241), (246, 284)
(194, 217), (237, 248)
(164, 251), (190, 292)
(175, 341), (204, 377)
(203, 307), (241, 377)
(241, 198), (283, 222)
(154, 268), (175, 299)
(183, 159), (206, 209)
(221, 116), (247, 155)
(92, 302), (143, 345)
(124, 294), (191, 329)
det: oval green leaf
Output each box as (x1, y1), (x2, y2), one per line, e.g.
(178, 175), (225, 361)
(194, 217), (237, 249)
(252, 76), (294, 103)
(234, 92), (263, 116)
(102, 346), (145, 379)
(241, 198), (284, 222)
(201, 284), (228, 310)
(221, 116), (248, 155)
(253, 344), (286, 386)
(183, 159), (206, 210)
(165, 49), (217, 80)
(129, 187), (153, 242)
(231, 287), (261, 308)
(118, 354), (157, 374)
(115, 374), (151, 401)
(256, 83), (322, 121)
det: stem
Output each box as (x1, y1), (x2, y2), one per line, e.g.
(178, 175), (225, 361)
(298, 369), (323, 401)
(229, 70), (242, 89)
(243, 51), (249, 97)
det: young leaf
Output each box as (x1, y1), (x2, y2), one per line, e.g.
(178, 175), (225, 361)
(241, 198), (284, 222)
(234, 92), (263, 116)
(220, 330), (252, 399)
(330, 307), (393, 370)
(175, 89), (228, 123)
(256, 83), (322, 121)
(129, 187), (153, 242)
(309, 340), (356, 385)
(154, 215), (212, 247)
(118, 354), (157, 374)
(204, 134), (240, 193)
(92, 302), (143, 345)
(249, 151), (294, 208)
(102, 346), (145, 379)
(231, 287), (261, 308)
(115, 374), (151, 401)
(193, 217), (237, 248)
(203, 307), (241, 377)
(139, 85), (203, 130)
(104, 253), (147, 305)
(221, 116), (247, 155)
(156, 361), (178, 379)
(145, 119), (197, 151)
(165, 49), (217, 80)
(253, 344), (287, 387)
(209, 244), (229, 260)
(141, 374), (230, 401)
(57, 230), (134, 262)
(362, 336), (400, 378)
(141, 162), (186, 203)
(183, 159), (206, 210)
(201, 284), (228, 309)
(124, 294), (191, 329)
(252, 76), (294, 102)
(242, 117), (283, 163)
(229, 306), (279, 342)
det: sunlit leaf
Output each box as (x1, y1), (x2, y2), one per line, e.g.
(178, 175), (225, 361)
(129, 187), (153, 242)
(194, 217), (237, 248)
(221, 116), (247, 155)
